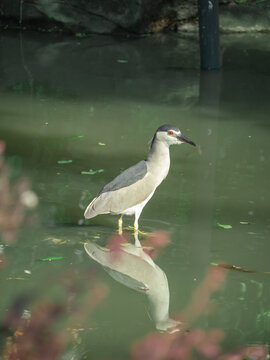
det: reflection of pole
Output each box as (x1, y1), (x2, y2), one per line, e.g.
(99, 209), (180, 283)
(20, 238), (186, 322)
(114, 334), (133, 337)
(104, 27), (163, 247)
(199, 70), (222, 107)
(189, 70), (222, 269)
(198, 0), (221, 70)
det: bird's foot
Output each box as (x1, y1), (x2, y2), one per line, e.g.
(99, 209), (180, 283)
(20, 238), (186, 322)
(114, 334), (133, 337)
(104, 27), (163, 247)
(137, 229), (152, 236)
(123, 226), (151, 236)
(118, 216), (123, 235)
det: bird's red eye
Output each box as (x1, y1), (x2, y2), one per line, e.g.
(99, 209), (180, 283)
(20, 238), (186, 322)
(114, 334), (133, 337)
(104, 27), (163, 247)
(168, 131), (173, 135)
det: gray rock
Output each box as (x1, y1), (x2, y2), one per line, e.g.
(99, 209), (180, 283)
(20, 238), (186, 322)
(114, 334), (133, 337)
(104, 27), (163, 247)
(220, 2), (270, 33)
(1, 0), (270, 34)
(0, 0), (47, 23)
(177, 1), (270, 33)
(1, 0), (176, 34)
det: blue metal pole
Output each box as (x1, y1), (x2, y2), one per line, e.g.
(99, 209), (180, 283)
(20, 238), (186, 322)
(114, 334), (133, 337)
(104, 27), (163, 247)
(198, 0), (221, 70)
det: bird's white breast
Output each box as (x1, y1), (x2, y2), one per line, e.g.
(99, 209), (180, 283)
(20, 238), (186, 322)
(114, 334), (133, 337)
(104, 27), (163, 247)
(121, 189), (155, 216)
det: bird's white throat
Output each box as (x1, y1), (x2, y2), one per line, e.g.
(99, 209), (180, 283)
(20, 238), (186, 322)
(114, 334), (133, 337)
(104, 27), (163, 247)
(147, 139), (171, 184)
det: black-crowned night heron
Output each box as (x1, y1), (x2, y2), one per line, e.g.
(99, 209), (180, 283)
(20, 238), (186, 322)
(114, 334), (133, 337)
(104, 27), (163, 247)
(84, 236), (181, 332)
(84, 125), (196, 232)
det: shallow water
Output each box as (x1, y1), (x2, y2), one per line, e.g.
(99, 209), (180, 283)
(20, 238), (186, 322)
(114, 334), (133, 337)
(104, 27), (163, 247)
(0, 31), (270, 358)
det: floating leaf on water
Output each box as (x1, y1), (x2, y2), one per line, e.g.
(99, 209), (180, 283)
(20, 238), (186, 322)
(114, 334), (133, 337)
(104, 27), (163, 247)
(57, 160), (73, 164)
(81, 169), (104, 175)
(6, 277), (25, 280)
(117, 59), (128, 63)
(98, 142), (106, 146)
(71, 135), (84, 139)
(51, 238), (62, 244)
(38, 256), (65, 262)
(210, 262), (256, 273)
(75, 33), (87, 38)
(217, 222), (232, 229)
(240, 221), (250, 225)
(51, 238), (67, 245)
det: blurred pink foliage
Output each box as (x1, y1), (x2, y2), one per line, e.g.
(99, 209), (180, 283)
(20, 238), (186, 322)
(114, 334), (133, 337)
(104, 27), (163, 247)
(107, 233), (127, 261)
(179, 266), (227, 324)
(132, 329), (225, 360)
(142, 231), (170, 259)
(4, 303), (66, 360)
(106, 230), (170, 261)
(2, 271), (108, 360)
(0, 141), (38, 244)
(132, 265), (268, 360)
(217, 346), (268, 360)
(132, 329), (267, 360)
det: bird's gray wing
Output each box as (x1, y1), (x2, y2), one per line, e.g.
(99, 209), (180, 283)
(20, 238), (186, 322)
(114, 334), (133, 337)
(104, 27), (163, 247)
(98, 160), (147, 195)
(103, 267), (149, 293)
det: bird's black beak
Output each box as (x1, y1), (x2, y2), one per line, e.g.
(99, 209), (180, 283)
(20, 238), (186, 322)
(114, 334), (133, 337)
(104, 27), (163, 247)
(177, 134), (196, 146)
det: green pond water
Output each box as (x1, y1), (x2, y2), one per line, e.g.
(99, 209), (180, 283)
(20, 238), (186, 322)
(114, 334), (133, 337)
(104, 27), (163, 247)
(0, 31), (270, 359)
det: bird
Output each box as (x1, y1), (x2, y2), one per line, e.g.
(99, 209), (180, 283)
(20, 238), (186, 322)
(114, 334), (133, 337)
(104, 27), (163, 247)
(84, 235), (181, 332)
(84, 125), (196, 232)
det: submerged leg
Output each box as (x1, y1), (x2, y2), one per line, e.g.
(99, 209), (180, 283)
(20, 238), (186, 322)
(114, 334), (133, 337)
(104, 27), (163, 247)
(134, 216), (139, 233)
(134, 210), (142, 233)
(134, 231), (142, 248)
(118, 215), (123, 235)
(133, 211), (152, 236)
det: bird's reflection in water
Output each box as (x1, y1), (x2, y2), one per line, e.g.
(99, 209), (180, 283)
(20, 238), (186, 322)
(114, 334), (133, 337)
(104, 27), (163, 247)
(84, 232), (181, 333)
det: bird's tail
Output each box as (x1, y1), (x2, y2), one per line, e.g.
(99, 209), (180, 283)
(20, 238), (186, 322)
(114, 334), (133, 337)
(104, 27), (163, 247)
(84, 198), (98, 219)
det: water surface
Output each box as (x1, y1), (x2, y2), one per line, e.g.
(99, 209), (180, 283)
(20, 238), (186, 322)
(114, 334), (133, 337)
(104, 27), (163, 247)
(0, 31), (270, 358)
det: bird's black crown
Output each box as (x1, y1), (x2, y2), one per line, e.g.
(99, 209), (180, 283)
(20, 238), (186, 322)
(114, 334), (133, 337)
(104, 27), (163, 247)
(156, 124), (180, 133)
(150, 124), (180, 149)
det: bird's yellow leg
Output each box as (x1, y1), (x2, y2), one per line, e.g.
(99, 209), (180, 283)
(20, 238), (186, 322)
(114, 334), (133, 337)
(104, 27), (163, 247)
(133, 218), (151, 236)
(134, 217), (139, 233)
(137, 229), (152, 236)
(122, 226), (151, 236)
(122, 214), (151, 236)
(118, 215), (123, 235)
(134, 231), (142, 248)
